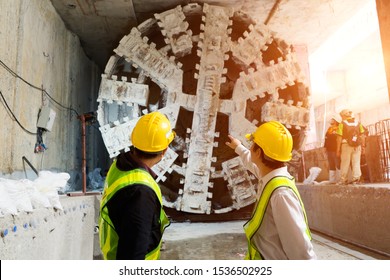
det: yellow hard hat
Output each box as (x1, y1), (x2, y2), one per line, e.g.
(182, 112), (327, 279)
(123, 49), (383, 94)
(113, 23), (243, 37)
(245, 121), (293, 162)
(131, 112), (175, 153)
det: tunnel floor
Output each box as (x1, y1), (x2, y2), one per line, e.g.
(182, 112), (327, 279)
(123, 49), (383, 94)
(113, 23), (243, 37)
(159, 221), (387, 260)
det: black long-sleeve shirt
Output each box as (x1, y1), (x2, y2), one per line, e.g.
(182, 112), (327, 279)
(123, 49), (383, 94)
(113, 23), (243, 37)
(324, 125), (338, 152)
(106, 151), (162, 259)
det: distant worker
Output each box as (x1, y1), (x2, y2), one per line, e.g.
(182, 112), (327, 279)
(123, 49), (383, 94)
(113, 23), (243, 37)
(336, 109), (366, 185)
(226, 121), (317, 260)
(99, 111), (175, 260)
(324, 114), (341, 183)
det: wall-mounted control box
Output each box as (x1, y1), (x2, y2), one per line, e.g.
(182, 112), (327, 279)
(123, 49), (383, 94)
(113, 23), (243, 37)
(37, 106), (56, 131)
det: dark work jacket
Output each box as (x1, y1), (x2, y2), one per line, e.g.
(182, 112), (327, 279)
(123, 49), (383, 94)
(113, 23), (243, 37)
(105, 151), (163, 259)
(324, 125), (339, 152)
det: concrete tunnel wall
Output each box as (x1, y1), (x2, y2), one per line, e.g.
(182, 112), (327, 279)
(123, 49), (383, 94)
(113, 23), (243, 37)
(0, 0), (109, 187)
(1, 185), (390, 259)
(0, 195), (97, 260)
(298, 184), (390, 255)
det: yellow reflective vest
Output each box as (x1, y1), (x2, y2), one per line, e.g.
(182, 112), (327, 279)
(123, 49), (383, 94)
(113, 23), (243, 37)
(99, 162), (170, 260)
(244, 176), (312, 260)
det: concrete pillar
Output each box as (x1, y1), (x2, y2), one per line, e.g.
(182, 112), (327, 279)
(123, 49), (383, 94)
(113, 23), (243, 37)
(376, 0), (390, 102)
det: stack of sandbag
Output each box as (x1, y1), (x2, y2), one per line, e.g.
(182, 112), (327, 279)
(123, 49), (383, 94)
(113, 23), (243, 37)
(0, 171), (70, 217)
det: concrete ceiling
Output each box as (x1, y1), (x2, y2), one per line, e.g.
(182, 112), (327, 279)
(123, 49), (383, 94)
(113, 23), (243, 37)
(50, 0), (373, 71)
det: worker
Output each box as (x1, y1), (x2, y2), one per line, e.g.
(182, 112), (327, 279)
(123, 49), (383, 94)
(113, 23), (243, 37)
(225, 121), (317, 260)
(99, 111), (175, 260)
(324, 114), (341, 183)
(336, 109), (365, 185)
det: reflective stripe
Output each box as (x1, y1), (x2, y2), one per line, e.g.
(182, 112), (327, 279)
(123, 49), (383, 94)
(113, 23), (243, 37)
(243, 176), (311, 260)
(101, 163), (162, 207)
(99, 161), (170, 260)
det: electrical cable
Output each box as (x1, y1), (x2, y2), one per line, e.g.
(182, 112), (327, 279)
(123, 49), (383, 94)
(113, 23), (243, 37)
(0, 90), (37, 135)
(34, 127), (47, 153)
(42, 88), (79, 117)
(0, 59), (80, 117)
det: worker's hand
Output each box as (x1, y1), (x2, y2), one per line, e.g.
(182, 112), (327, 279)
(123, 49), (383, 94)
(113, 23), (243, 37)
(226, 135), (241, 150)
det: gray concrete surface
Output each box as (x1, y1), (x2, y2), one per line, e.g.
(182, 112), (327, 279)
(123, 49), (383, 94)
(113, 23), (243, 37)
(298, 183), (390, 255)
(0, 195), (96, 260)
(160, 221), (383, 260)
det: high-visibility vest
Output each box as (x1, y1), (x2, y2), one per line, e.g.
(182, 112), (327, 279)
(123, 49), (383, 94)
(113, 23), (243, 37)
(99, 162), (170, 260)
(243, 176), (312, 260)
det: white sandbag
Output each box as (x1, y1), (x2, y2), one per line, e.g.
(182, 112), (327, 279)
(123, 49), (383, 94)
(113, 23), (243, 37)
(34, 170), (70, 191)
(33, 171), (71, 210)
(0, 178), (33, 213)
(22, 179), (51, 209)
(303, 167), (322, 185)
(0, 182), (18, 217)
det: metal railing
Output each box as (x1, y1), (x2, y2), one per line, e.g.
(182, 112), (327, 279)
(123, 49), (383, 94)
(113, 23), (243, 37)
(367, 119), (390, 182)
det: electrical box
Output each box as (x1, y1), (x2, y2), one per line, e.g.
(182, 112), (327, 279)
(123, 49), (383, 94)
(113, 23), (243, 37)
(37, 106), (56, 131)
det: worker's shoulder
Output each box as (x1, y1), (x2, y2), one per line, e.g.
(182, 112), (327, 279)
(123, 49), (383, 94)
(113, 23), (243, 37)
(111, 182), (157, 202)
(270, 186), (300, 203)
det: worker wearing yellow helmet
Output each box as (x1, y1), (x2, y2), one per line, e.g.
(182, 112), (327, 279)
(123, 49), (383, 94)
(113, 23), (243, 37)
(99, 111), (175, 260)
(226, 121), (316, 260)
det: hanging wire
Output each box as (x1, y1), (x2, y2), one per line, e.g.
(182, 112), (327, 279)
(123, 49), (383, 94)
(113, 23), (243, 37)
(0, 59), (80, 117)
(0, 90), (37, 135)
